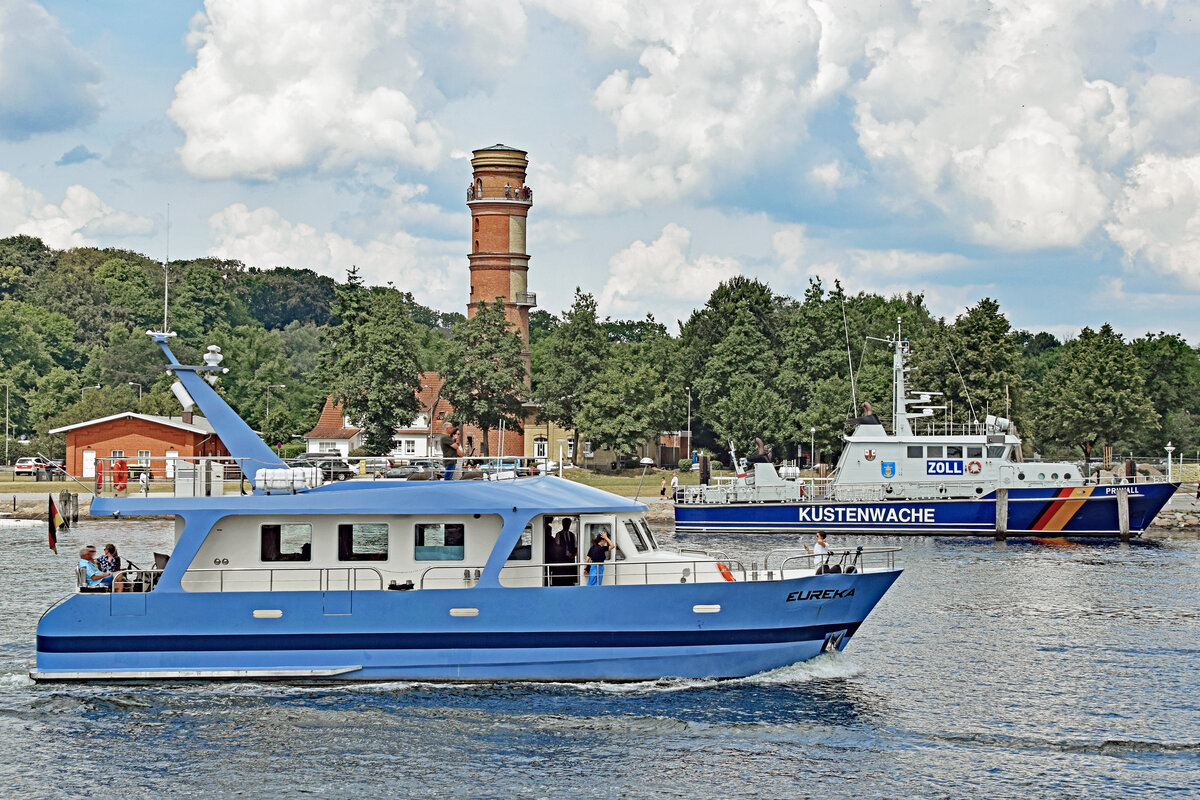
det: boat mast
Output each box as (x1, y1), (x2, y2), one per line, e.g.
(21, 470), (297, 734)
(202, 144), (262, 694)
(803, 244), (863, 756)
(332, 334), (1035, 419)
(892, 317), (913, 437)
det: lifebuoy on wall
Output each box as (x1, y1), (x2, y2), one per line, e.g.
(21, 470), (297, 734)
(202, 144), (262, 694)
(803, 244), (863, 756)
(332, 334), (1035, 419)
(967, 460), (982, 474)
(717, 562), (735, 582)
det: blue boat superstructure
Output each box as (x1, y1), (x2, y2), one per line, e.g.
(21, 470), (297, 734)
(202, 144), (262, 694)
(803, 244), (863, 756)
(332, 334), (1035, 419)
(32, 338), (901, 682)
(676, 327), (1177, 537)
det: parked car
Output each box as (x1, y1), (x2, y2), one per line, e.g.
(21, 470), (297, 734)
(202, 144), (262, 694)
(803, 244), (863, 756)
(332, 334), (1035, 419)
(290, 456), (355, 482)
(385, 461), (436, 479)
(360, 457), (392, 474)
(14, 456), (53, 478)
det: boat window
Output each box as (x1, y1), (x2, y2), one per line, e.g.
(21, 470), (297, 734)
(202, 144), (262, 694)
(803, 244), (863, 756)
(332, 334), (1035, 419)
(337, 523), (388, 561)
(414, 523), (466, 561)
(261, 523), (311, 562)
(638, 519), (659, 549)
(508, 524), (533, 561)
(987, 446), (1006, 459)
(585, 522), (612, 551)
(623, 520), (649, 553)
(967, 446), (983, 458)
(926, 445), (943, 458)
(907, 446), (922, 458)
(946, 445), (962, 458)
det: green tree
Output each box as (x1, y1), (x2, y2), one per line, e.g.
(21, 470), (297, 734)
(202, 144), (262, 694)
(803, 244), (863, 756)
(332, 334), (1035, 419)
(1034, 324), (1159, 458)
(1132, 332), (1200, 421)
(577, 346), (668, 455)
(318, 269), (422, 453)
(536, 289), (606, 458)
(439, 299), (527, 456)
(0, 235), (55, 300)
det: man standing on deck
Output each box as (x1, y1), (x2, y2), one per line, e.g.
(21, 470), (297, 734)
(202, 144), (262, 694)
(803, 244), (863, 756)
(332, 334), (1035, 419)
(438, 423), (465, 480)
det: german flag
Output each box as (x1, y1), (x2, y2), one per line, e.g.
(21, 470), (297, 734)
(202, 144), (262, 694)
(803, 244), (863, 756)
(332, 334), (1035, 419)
(48, 495), (64, 554)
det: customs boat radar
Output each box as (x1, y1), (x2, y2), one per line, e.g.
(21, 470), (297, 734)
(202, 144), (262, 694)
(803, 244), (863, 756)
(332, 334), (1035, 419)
(31, 333), (901, 682)
(675, 321), (1177, 537)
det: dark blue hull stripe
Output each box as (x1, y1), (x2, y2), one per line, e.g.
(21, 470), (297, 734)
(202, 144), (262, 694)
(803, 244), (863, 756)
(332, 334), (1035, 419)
(38, 622), (862, 655)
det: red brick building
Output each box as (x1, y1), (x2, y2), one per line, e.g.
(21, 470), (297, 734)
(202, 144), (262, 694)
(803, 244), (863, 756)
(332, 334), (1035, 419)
(50, 413), (229, 478)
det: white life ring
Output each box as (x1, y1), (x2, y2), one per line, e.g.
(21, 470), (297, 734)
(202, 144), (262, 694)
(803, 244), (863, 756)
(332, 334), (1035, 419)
(967, 460), (982, 474)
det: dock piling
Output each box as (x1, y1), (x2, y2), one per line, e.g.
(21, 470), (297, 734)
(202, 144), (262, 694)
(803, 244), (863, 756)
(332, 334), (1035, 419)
(1117, 487), (1130, 542)
(995, 488), (1008, 541)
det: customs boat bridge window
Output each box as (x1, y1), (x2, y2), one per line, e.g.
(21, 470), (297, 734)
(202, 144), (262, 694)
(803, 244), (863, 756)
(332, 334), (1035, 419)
(946, 445), (962, 458)
(966, 446), (983, 458)
(415, 522), (465, 561)
(337, 523), (388, 561)
(926, 445), (943, 458)
(261, 523), (312, 562)
(906, 446), (922, 458)
(987, 446), (1007, 459)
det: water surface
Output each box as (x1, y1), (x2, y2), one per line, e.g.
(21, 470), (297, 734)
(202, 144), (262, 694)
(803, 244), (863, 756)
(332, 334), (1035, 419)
(1, 519), (1196, 798)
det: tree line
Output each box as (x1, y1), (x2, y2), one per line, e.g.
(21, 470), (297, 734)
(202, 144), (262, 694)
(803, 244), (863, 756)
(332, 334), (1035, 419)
(2, 234), (1196, 466)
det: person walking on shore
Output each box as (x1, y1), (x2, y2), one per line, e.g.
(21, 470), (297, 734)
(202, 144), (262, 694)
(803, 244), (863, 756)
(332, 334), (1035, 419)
(660, 476), (666, 497)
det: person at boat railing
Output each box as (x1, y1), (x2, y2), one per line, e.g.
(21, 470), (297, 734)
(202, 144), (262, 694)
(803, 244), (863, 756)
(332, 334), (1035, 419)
(438, 422), (465, 480)
(585, 530), (613, 586)
(79, 545), (127, 592)
(804, 531), (830, 572)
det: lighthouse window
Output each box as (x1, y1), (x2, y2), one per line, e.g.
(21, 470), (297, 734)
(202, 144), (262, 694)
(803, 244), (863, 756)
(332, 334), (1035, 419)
(946, 445), (962, 458)
(260, 523), (312, 562)
(907, 446), (922, 458)
(966, 446), (983, 458)
(415, 522), (465, 561)
(337, 523), (389, 561)
(926, 445), (943, 458)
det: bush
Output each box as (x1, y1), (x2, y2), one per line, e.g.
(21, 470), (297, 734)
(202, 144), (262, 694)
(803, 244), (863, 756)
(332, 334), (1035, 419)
(281, 441), (307, 459)
(677, 458), (692, 472)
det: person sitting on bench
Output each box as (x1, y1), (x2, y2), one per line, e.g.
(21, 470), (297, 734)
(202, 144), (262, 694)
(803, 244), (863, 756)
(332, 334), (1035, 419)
(79, 545), (119, 591)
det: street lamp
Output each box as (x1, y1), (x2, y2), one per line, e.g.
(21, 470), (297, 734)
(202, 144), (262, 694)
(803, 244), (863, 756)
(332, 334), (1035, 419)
(633, 456), (655, 500)
(1, 382), (9, 466)
(81, 384), (100, 398)
(810, 427), (816, 471)
(265, 384), (286, 421)
(422, 385), (436, 457)
(557, 438), (565, 478)
(1165, 441), (1175, 483)
(685, 385), (692, 464)
(127, 382), (142, 400)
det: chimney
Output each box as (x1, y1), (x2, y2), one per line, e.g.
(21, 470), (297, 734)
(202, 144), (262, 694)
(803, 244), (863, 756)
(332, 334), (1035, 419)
(182, 411), (194, 424)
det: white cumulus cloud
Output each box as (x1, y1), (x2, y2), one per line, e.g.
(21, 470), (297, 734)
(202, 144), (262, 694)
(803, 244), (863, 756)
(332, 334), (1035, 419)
(534, 0), (829, 213)
(0, 171), (153, 248)
(599, 223), (741, 320)
(850, 0), (1129, 249)
(207, 202), (462, 309)
(169, 0), (497, 180)
(0, 0), (102, 140)
(1106, 154), (1200, 288)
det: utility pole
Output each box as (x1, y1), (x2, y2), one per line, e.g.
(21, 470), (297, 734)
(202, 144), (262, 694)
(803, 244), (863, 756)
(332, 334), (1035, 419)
(265, 384), (286, 421)
(2, 383), (9, 466)
(686, 385), (692, 463)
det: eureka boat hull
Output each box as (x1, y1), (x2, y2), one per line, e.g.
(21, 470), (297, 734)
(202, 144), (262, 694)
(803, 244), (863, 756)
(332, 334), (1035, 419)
(32, 570), (899, 682)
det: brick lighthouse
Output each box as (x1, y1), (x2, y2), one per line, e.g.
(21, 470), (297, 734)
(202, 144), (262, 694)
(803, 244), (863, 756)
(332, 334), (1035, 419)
(463, 144), (536, 457)
(467, 144), (536, 374)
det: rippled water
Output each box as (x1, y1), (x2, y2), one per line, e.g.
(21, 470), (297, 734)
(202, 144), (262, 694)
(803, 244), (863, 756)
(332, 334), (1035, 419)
(1, 517), (1197, 799)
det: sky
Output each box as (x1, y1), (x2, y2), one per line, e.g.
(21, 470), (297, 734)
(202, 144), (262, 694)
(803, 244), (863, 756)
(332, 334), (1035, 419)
(3, 0), (1200, 342)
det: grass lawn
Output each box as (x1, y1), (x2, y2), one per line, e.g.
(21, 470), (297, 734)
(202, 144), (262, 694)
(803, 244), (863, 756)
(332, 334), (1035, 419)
(560, 466), (731, 497)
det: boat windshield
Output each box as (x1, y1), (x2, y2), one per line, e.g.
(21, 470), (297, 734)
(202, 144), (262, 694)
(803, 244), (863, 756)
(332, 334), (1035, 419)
(988, 445), (1007, 459)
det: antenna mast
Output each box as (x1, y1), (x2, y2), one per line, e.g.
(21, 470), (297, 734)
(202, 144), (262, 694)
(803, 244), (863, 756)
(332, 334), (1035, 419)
(162, 203), (170, 333)
(840, 293), (857, 412)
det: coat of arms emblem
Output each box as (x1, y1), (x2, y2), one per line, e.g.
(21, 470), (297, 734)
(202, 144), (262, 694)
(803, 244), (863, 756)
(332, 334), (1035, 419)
(881, 462), (896, 479)
(864, 449), (876, 461)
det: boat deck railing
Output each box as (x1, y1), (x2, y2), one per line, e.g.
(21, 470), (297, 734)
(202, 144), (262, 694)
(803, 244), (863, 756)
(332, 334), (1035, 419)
(179, 566), (386, 592)
(90, 455), (559, 498)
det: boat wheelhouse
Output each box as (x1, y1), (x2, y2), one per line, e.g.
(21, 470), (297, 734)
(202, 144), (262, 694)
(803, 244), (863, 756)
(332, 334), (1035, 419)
(32, 335), (902, 682)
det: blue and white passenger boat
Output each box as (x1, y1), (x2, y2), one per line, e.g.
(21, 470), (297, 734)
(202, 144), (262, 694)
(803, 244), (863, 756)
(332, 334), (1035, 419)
(32, 335), (901, 682)
(676, 329), (1176, 537)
